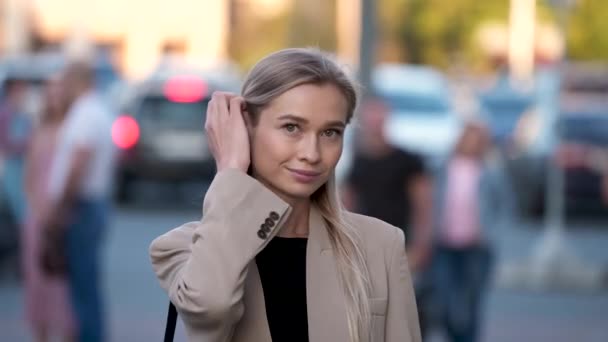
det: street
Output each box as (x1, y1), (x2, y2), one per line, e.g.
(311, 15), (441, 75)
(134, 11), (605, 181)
(1, 199), (608, 342)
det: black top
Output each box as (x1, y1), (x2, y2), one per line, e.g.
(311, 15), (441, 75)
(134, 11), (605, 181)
(347, 146), (425, 237)
(255, 236), (309, 342)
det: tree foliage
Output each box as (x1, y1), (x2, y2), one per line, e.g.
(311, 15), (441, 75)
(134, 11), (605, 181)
(383, 0), (607, 67)
(566, 0), (608, 61)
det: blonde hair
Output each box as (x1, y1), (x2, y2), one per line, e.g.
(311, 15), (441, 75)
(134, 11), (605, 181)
(242, 48), (371, 342)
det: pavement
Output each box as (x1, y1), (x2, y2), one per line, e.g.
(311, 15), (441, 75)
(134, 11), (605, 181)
(1, 199), (608, 341)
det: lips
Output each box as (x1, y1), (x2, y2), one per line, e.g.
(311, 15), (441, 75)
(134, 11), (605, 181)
(287, 168), (322, 183)
(288, 168), (322, 177)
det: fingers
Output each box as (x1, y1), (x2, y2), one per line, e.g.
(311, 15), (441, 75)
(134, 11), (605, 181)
(204, 95), (215, 131)
(229, 96), (245, 122)
(206, 91), (233, 130)
(205, 97), (217, 156)
(205, 91), (240, 163)
(213, 91), (238, 114)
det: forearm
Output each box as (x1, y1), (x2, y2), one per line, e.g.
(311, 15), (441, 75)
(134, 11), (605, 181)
(48, 147), (92, 227)
(407, 176), (434, 269)
(58, 165), (86, 209)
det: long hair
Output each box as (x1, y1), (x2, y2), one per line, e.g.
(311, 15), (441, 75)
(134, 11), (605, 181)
(242, 48), (372, 342)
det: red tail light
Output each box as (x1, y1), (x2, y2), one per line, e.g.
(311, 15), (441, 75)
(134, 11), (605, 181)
(112, 115), (140, 149)
(164, 75), (207, 103)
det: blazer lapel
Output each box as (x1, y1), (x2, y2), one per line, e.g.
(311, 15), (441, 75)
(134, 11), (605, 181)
(306, 206), (350, 342)
(233, 206), (349, 342)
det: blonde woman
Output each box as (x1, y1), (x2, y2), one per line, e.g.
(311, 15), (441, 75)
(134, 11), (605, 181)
(149, 48), (421, 342)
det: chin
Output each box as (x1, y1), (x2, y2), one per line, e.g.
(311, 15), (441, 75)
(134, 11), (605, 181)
(279, 183), (319, 199)
(273, 178), (326, 202)
(256, 169), (329, 202)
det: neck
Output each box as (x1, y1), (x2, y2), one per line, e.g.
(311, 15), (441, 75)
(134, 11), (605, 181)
(278, 199), (311, 238)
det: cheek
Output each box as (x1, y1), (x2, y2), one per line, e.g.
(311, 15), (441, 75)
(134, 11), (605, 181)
(252, 131), (290, 166)
(322, 141), (344, 167)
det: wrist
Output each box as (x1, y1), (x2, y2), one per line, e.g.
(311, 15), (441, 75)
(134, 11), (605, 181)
(217, 160), (249, 173)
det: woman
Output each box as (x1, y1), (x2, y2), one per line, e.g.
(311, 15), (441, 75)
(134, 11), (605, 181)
(150, 48), (421, 342)
(432, 122), (512, 342)
(22, 76), (75, 342)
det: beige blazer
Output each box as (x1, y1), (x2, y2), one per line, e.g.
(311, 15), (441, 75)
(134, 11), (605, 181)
(149, 169), (421, 342)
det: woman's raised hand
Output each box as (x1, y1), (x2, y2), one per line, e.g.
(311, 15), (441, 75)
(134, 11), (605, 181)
(204, 92), (251, 173)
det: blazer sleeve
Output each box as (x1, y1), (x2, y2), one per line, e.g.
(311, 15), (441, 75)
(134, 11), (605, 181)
(149, 169), (291, 339)
(385, 228), (422, 342)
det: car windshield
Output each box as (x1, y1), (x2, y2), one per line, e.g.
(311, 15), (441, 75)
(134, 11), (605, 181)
(137, 96), (209, 128)
(381, 92), (449, 114)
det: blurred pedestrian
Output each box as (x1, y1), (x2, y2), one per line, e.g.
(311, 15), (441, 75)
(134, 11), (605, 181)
(150, 48), (421, 342)
(341, 96), (434, 337)
(0, 78), (32, 225)
(44, 61), (116, 342)
(22, 75), (75, 342)
(432, 122), (512, 342)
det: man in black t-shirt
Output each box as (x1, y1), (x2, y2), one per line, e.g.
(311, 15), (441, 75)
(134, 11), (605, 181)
(347, 146), (425, 237)
(342, 96), (434, 336)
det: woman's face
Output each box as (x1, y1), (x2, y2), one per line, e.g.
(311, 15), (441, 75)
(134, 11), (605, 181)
(459, 126), (488, 158)
(249, 83), (348, 203)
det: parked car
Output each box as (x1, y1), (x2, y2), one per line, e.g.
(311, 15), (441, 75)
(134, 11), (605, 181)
(555, 111), (608, 217)
(113, 69), (238, 203)
(518, 64), (608, 218)
(0, 51), (125, 118)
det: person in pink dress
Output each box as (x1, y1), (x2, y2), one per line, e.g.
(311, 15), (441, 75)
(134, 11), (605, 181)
(432, 122), (514, 342)
(22, 75), (75, 342)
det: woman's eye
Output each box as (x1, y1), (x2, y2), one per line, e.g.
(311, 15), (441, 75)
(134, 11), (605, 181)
(283, 123), (298, 133)
(323, 129), (342, 137)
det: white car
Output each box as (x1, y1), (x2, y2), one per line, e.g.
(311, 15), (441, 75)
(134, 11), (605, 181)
(373, 64), (463, 169)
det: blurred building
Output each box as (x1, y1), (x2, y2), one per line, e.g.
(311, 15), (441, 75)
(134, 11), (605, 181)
(2, 0), (359, 79)
(27, 0), (230, 79)
(1, 0), (33, 56)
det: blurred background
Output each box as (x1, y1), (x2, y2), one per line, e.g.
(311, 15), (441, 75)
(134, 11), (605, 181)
(0, 0), (607, 341)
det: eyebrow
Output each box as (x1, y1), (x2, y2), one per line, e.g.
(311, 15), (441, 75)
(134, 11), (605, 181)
(277, 114), (346, 128)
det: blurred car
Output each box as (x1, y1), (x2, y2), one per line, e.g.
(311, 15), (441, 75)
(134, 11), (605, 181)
(555, 111), (608, 217)
(0, 51), (125, 118)
(511, 64), (608, 218)
(0, 53), (64, 120)
(113, 69), (238, 203)
(372, 63), (463, 169)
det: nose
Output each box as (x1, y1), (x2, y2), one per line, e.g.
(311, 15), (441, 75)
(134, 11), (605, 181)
(298, 134), (321, 164)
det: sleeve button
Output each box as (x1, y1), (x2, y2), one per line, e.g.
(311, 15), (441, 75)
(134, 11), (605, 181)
(269, 211), (280, 221)
(261, 223), (271, 233)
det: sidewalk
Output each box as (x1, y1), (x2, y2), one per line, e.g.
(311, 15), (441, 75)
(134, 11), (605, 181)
(1, 210), (607, 341)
